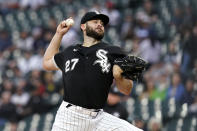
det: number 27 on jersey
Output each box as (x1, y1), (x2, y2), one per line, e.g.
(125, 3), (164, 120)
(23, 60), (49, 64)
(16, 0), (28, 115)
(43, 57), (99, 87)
(65, 58), (79, 73)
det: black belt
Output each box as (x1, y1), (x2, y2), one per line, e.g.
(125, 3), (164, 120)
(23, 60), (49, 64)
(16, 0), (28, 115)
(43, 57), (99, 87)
(66, 103), (72, 108)
(66, 103), (100, 112)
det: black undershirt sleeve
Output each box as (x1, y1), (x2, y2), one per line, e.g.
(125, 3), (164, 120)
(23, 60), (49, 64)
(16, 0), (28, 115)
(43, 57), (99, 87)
(107, 46), (127, 63)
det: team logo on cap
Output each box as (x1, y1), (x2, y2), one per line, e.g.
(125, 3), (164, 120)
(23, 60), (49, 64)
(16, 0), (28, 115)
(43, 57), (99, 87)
(94, 10), (100, 14)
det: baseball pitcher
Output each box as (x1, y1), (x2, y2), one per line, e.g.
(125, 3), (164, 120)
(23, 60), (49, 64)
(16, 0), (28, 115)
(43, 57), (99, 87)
(43, 11), (146, 131)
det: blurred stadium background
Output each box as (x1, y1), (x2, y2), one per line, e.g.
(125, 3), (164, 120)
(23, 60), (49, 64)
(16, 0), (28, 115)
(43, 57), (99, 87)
(0, 0), (197, 131)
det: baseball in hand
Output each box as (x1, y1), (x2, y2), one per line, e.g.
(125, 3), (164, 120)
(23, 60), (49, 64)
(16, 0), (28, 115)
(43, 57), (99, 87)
(65, 18), (74, 26)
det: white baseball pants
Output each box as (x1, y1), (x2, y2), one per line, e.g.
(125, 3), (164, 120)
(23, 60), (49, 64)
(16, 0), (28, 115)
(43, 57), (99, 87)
(51, 101), (143, 131)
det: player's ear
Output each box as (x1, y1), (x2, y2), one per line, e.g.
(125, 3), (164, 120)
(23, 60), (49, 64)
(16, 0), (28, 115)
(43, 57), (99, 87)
(80, 24), (86, 31)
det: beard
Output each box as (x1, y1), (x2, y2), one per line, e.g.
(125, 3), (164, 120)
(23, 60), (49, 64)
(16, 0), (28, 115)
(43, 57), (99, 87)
(85, 23), (104, 40)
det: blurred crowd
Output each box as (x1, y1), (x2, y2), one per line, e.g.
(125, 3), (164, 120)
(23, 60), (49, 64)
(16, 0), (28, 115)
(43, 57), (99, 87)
(0, 0), (197, 131)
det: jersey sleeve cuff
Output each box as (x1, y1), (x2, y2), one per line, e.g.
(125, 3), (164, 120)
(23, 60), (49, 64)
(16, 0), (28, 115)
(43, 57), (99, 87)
(52, 56), (59, 69)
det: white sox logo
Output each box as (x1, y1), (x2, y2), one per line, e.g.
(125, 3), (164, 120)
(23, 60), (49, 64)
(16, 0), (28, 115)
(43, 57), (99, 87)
(94, 49), (111, 73)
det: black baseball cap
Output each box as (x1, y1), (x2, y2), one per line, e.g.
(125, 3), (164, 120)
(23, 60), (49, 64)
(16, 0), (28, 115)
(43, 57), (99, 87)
(80, 11), (109, 25)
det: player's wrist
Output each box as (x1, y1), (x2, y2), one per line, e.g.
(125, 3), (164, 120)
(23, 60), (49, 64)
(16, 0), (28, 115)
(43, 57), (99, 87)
(55, 32), (64, 37)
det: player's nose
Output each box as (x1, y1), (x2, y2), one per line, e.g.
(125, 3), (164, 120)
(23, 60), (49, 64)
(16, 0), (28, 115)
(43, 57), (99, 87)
(97, 20), (104, 27)
(97, 23), (104, 29)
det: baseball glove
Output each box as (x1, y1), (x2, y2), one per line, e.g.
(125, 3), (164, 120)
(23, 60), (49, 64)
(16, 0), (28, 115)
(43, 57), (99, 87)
(114, 55), (148, 81)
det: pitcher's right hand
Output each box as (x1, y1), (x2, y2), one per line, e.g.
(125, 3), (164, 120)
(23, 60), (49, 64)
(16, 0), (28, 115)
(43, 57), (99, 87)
(56, 18), (74, 36)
